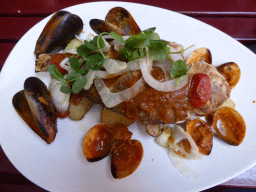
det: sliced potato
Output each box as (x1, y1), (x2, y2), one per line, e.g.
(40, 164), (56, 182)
(186, 47), (212, 65)
(101, 107), (134, 127)
(211, 107), (246, 146)
(111, 140), (143, 179)
(146, 124), (164, 137)
(186, 119), (213, 155)
(69, 97), (94, 121)
(216, 62), (241, 89)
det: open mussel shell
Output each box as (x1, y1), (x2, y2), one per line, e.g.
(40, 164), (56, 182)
(211, 107), (246, 146)
(34, 11), (83, 56)
(111, 140), (143, 179)
(83, 123), (113, 162)
(90, 19), (128, 36)
(12, 77), (57, 144)
(186, 119), (213, 155)
(105, 7), (141, 35)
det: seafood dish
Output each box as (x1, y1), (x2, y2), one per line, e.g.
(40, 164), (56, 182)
(12, 6), (246, 179)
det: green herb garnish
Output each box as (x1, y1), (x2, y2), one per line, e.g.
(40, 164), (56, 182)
(48, 28), (194, 94)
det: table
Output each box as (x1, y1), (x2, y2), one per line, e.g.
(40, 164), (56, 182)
(1, 0), (256, 191)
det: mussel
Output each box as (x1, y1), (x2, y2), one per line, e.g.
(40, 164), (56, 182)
(34, 11), (83, 56)
(13, 77), (57, 144)
(186, 119), (213, 155)
(90, 7), (141, 36)
(186, 47), (212, 65)
(82, 123), (143, 179)
(105, 7), (141, 35)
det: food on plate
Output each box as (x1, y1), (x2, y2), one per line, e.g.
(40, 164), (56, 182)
(186, 47), (212, 65)
(216, 62), (241, 89)
(210, 107), (246, 146)
(186, 119), (213, 155)
(111, 139), (143, 179)
(83, 123), (143, 178)
(188, 73), (212, 108)
(146, 124), (165, 137)
(12, 6), (246, 179)
(12, 77), (57, 144)
(34, 11), (83, 56)
(101, 107), (134, 126)
(69, 92), (94, 121)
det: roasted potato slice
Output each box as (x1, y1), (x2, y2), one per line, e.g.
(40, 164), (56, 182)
(101, 107), (134, 127)
(216, 62), (241, 89)
(69, 96), (94, 121)
(186, 47), (212, 65)
(186, 119), (213, 155)
(146, 124), (165, 137)
(211, 107), (246, 146)
(111, 140), (143, 179)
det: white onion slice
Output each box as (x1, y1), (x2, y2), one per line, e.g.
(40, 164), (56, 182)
(94, 77), (144, 108)
(153, 59), (173, 80)
(168, 45), (184, 61)
(63, 49), (78, 54)
(156, 125), (199, 178)
(168, 150), (198, 179)
(168, 125), (201, 160)
(48, 78), (70, 116)
(103, 57), (127, 74)
(83, 70), (96, 90)
(59, 57), (70, 71)
(140, 55), (188, 92)
(96, 60), (141, 79)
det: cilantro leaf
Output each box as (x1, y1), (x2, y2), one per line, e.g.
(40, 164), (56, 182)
(109, 31), (125, 45)
(143, 27), (156, 35)
(85, 53), (105, 70)
(66, 71), (81, 81)
(47, 65), (66, 84)
(69, 57), (83, 72)
(170, 60), (189, 79)
(72, 76), (87, 94)
(60, 83), (72, 93)
(78, 68), (89, 75)
(124, 33), (148, 48)
(149, 46), (170, 61)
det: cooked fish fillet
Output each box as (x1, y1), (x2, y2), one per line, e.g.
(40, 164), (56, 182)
(85, 60), (230, 125)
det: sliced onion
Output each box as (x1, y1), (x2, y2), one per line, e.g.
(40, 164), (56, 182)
(170, 125), (201, 159)
(48, 78), (70, 117)
(103, 57), (127, 74)
(83, 70), (96, 90)
(63, 49), (78, 54)
(94, 77), (144, 108)
(168, 150), (198, 179)
(59, 57), (70, 71)
(156, 125), (199, 178)
(101, 38), (111, 53)
(153, 59), (173, 80)
(140, 55), (188, 92)
(168, 45), (184, 62)
(96, 59), (141, 79)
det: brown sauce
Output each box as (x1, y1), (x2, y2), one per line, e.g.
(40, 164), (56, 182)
(119, 67), (192, 124)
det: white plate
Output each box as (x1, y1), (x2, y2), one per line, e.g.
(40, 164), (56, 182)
(1, 2), (256, 192)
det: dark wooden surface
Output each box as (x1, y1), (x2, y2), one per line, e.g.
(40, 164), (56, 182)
(1, 0), (255, 191)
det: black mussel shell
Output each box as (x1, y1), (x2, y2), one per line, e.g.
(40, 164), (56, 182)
(34, 11), (83, 56)
(13, 77), (57, 144)
(105, 7), (141, 35)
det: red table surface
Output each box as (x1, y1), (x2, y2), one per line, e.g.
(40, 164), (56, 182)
(1, 0), (256, 191)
